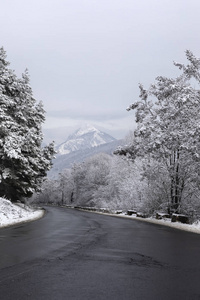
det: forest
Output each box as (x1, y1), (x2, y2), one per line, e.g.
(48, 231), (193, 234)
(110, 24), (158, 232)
(1, 46), (200, 222)
(34, 51), (200, 222)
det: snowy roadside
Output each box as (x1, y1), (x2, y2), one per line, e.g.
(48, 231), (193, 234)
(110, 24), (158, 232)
(2, 197), (200, 234)
(118, 213), (200, 235)
(74, 206), (200, 235)
(0, 198), (44, 228)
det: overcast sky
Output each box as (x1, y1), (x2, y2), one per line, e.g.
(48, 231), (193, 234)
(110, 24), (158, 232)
(1, 0), (200, 142)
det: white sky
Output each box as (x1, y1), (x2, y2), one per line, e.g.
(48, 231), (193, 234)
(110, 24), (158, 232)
(1, 0), (200, 141)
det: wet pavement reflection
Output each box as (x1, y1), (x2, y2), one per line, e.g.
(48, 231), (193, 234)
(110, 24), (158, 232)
(0, 207), (91, 269)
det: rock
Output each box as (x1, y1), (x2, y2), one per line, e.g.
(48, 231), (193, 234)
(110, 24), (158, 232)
(137, 212), (147, 218)
(116, 210), (123, 214)
(127, 210), (137, 216)
(171, 214), (189, 224)
(99, 208), (110, 213)
(156, 212), (170, 220)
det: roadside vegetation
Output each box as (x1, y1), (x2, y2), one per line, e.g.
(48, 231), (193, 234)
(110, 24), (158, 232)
(1, 47), (200, 226)
(0, 48), (55, 202)
(34, 51), (200, 224)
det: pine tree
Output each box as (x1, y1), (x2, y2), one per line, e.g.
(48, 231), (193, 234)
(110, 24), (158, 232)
(0, 47), (55, 201)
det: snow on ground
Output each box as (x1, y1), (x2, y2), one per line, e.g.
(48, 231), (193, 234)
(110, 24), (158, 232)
(0, 198), (44, 228)
(72, 206), (200, 235)
(115, 213), (200, 234)
(1, 198), (200, 235)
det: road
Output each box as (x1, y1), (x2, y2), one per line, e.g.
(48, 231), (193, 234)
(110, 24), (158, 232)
(0, 207), (200, 299)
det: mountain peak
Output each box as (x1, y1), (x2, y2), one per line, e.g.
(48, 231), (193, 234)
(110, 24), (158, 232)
(56, 125), (116, 155)
(75, 124), (100, 137)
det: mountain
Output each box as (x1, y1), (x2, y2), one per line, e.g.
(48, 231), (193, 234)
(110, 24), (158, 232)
(56, 124), (116, 155)
(48, 139), (122, 179)
(47, 125), (122, 178)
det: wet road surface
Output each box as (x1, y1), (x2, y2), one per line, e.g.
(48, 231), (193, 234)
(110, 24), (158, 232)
(0, 206), (200, 299)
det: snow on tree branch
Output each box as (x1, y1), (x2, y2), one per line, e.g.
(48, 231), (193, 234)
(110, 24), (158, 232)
(0, 47), (55, 202)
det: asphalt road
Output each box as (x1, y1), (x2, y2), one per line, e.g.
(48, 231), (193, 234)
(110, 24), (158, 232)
(0, 207), (200, 299)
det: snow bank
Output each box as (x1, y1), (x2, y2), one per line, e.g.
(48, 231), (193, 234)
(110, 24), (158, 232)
(0, 198), (44, 228)
(117, 213), (200, 234)
(75, 206), (200, 235)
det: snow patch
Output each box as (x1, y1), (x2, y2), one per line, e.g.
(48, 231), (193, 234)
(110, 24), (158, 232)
(118, 213), (200, 234)
(75, 124), (99, 136)
(0, 198), (44, 228)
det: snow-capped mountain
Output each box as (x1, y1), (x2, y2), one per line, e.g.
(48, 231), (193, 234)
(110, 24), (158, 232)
(48, 139), (122, 178)
(56, 124), (116, 155)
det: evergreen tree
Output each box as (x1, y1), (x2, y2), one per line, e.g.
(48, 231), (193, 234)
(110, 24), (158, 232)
(0, 47), (55, 201)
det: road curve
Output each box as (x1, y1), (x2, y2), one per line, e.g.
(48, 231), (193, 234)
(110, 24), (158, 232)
(0, 206), (200, 299)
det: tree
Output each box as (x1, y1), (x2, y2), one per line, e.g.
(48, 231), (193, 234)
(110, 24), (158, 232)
(0, 47), (55, 201)
(115, 51), (200, 213)
(70, 153), (112, 207)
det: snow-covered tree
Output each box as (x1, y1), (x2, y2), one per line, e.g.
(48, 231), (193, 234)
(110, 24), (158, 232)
(0, 47), (55, 201)
(115, 51), (200, 213)
(71, 153), (112, 207)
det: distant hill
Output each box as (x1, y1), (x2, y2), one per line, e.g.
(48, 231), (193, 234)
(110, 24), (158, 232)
(48, 139), (122, 179)
(56, 124), (116, 155)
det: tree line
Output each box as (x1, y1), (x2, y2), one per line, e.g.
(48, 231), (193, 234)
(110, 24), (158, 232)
(34, 152), (147, 212)
(2, 46), (200, 220)
(35, 50), (200, 220)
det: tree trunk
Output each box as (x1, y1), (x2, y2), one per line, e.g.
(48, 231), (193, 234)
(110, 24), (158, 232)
(169, 148), (181, 213)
